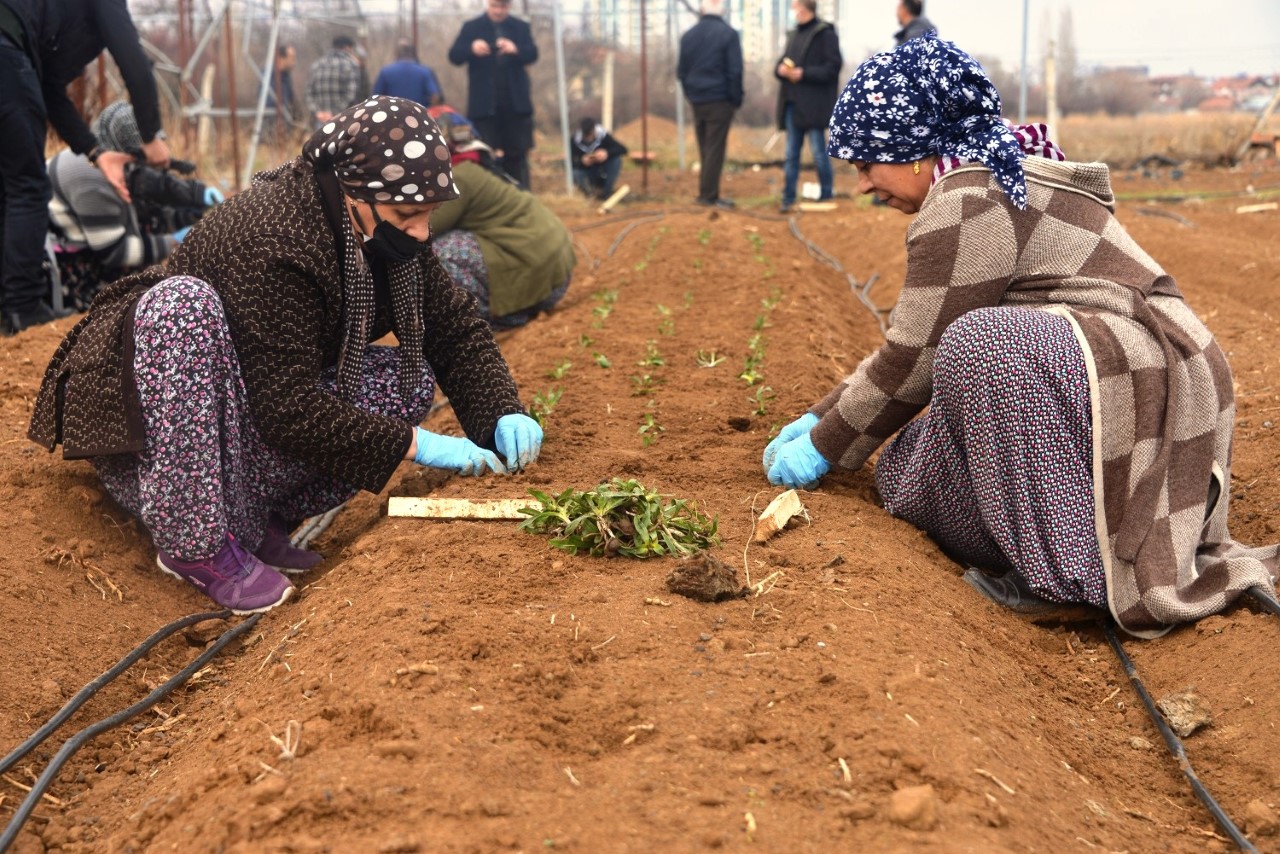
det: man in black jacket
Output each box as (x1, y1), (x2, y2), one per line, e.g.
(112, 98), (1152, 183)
(894, 0), (937, 45)
(775, 0), (842, 213)
(448, 0), (539, 189)
(570, 118), (628, 199)
(0, 0), (171, 335)
(677, 0), (743, 209)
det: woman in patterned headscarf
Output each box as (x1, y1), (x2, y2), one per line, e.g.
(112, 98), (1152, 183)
(29, 96), (544, 614)
(762, 34), (1277, 636)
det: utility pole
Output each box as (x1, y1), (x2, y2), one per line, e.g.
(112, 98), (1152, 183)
(1018, 0), (1029, 123)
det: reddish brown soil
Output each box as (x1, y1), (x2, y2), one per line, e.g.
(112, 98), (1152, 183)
(3, 161), (1280, 853)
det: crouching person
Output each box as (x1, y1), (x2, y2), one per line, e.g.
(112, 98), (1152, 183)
(28, 97), (543, 614)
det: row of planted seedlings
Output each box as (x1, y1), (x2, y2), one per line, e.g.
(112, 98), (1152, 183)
(518, 223), (720, 559)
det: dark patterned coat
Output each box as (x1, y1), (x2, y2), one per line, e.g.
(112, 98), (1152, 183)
(28, 159), (525, 495)
(808, 157), (1279, 635)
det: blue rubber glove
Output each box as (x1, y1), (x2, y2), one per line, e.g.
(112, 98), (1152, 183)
(413, 427), (507, 476)
(494, 413), (543, 471)
(203, 186), (225, 206)
(171, 225), (192, 243)
(767, 432), (831, 490)
(762, 412), (819, 471)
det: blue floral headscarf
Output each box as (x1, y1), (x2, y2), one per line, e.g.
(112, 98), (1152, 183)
(827, 33), (1030, 209)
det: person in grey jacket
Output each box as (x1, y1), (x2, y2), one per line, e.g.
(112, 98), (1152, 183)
(676, 0), (743, 209)
(894, 0), (936, 45)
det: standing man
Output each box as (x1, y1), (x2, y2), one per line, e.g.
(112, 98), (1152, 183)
(448, 0), (539, 189)
(0, 0), (171, 335)
(374, 38), (444, 107)
(306, 35), (363, 127)
(894, 0), (936, 45)
(677, 0), (743, 209)
(775, 0), (842, 213)
(267, 43), (299, 125)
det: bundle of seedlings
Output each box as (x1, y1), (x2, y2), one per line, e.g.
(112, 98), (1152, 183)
(519, 479), (720, 558)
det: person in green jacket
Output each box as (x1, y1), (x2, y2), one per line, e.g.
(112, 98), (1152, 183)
(430, 110), (575, 328)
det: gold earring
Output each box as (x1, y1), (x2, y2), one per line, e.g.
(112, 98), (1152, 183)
(912, 161), (920, 175)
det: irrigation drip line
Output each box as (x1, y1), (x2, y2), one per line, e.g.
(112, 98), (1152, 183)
(1247, 585), (1280, 618)
(786, 218), (888, 336)
(1102, 621), (1257, 853)
(0, 609), (230, 777)
(291, 503), (346, 551)
(0, 612), (261, 853)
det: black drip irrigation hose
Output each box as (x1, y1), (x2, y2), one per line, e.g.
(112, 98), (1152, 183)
(1247, 585), (1280, 618)
(1102, 621), (1257, 852)
(0, 611), (261, 853)
(0, 609), (229, 777)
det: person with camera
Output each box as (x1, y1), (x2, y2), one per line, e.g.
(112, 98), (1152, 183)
(47, 102), (223, 311)
(0, 0), (172, 335)
(448, 0), (539, 189)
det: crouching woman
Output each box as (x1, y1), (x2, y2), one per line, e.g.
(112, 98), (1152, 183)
(29, 96), (543, 614)
(761, 35), (1278, 637)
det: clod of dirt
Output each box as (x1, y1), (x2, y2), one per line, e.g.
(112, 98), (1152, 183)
(1156, 688), (1213, 737)
(665, 553), (749, 603)
(1244, 800), (1280, 837)
(726, 416), (752, 432)
(1128, 736), (1154, 751)
(888, 784), (940, 831)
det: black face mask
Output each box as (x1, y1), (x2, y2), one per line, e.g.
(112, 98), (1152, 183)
(353, 203), (430, 264)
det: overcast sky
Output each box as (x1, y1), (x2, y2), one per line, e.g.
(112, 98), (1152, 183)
(835, 0), (1280, 78)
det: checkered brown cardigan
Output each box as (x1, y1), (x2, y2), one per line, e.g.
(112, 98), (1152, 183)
(28, 160), (525, 495)
(809, 158), (1278, 636)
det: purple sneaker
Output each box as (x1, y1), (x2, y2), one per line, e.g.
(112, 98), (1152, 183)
(254, 514), (325, 575)
(156, 534), (293, 614)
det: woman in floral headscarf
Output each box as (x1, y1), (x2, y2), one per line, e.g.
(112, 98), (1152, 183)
(29, 96), (544, 614)
(762, 34), (1278, 636)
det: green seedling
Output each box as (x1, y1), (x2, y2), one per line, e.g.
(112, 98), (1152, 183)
(695, 349), (725, 368)
(659, 319), (676, 336)
(750, 386), (776, 416)
(692, 258), (703, 271)
(547, 359), (572, 380)
(682, 291), (695, 309)
(752, 314), (770, 332)
(579, 333), (593, 348)
(739, 364), (764, 386)
(697, 228), (712, 246)
(637, 340), (665, 368)
(761, 287), (783, 311)
(638, 412), (665, 447)
(518, 478), (720, 558)
(530, 387), (564, 427)
(593, 352), (612, 369)
(768, 421), (782, 439)
(631, 374), (663, 396)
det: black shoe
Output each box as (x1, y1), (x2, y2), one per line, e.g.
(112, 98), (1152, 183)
(779, 203), (794, 214)
(962, 568), (1059, 614)
(1, 302), (61, 336)
(713, 197), (735, 209)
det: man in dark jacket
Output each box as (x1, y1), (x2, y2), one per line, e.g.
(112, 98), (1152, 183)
(894, 0), (937, 45)
(448, 0), (539, 189)
(570, 118), (628, 199)
(677, 0), (743, 209)
(374, 38), (444, 107)
(775, 0), (842, 212)
(0, 0), (171, 335)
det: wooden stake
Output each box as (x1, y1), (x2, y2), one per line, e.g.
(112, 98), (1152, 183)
(387, 497), (534, 520)
(597, 183), (631, 214)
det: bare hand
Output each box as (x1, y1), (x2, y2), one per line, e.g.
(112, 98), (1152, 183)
(141, 136), (171, 169)
(495, 37), (517, 55)
(790, 67), (804, 83)
(472, 38), (492, 56)
(95, 150), (134, 203)
(315, 110), (334, 123)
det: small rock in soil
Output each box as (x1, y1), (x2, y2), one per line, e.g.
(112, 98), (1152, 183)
(888, 784), (940, 831)
(1244, 799), (1279, 836)
(665, 553), (748, 603)
(1128, 736), (1154, 751)
(1156, 688), (1213, 737)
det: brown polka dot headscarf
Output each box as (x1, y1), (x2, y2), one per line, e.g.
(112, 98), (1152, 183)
(304, 95), (459, 205)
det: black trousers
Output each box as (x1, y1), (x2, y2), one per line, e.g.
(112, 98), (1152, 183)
(0, 35), (53, 315)
(473, 113), (533, 189)
(691, 100), (735, 202)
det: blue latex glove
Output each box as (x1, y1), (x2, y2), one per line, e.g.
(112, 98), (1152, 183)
(413, 427), (507, 476)
(767, 432), (831, 490)
(762, 412), (819, 471)
(171, 225), (192, 243)
(494, 413), (543, 471)
(203, 186), (225, 205)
